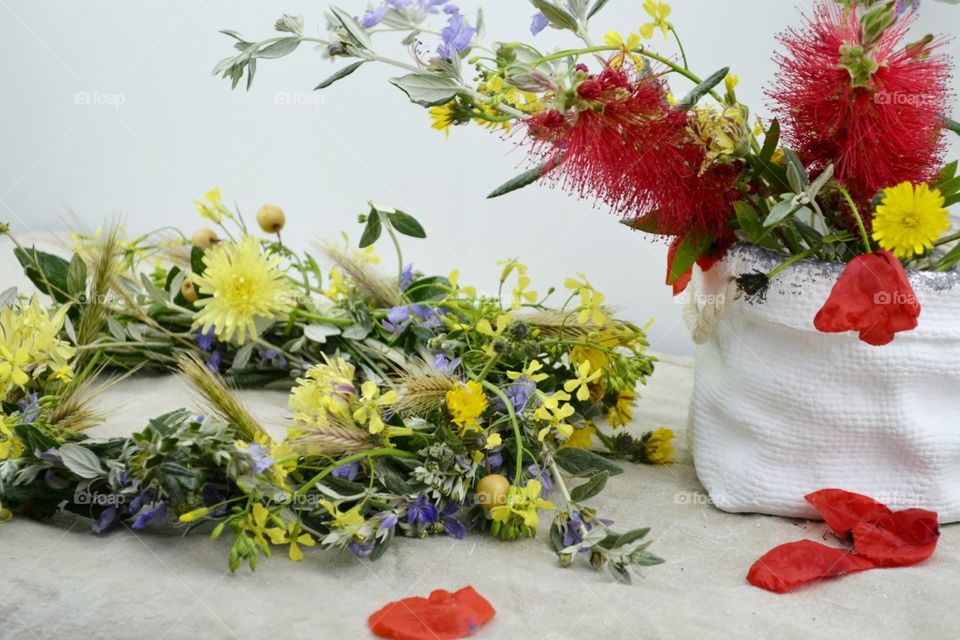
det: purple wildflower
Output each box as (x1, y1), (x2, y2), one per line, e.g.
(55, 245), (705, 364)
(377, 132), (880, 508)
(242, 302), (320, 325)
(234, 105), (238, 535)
(332, 460), (361, 482)
(131, 501), (169, 530)
(196, 326), (216, 351)
(206, 349), (223, 373)
(432, 353), (461, 375)
(91, 506), (119, 535)
(258, 347), (287, 369)
(247, 444), (275, 475)
(400, 263), (414, 291)
(440, 503), (467, 539)
(378, 512), (399, 530)
(44, 469), (71, 491)
(411, 304), (442, 329)
(498, 378), (536, 413)
(17, 393), (40, 423)
(407, 495), (438, 525)
(485, 450), (504, 469)
(358, 5), (388, 27)
(349, 541), (375, 557)
(383, 306), (411, 334)
(437, 9), (476, 58)
(530, 11), (549, 35)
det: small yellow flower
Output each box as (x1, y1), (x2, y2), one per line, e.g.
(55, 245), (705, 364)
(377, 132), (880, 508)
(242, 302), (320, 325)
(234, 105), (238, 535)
(644, 428), (675, 464)
(191, 236), (296, 345)
(194, 187), (232, 223)
(429, 101), (459, 137)
(507, 359), (549, 384)
(477, 313), (512, 356)
(560, 424), (597, 450)
(445, 380), (488, 429)
(49, 364), (74, 383)
(871, 182), (950, 259)
(448, 270), (476, 299)
(353, 245), (381, 265)
(324, 267), (348, 302)
(289, 356), (357, 426)
(265, 521), (316, 562)
(564, 275), (608, 326)
(490, 480), (555, 528)
(0, 416), (24, 460)
(352, 380), (398, 435)
(563, 360), (602, 402)
(485, 433), (502, 449)
(724, 73), (739, 95)
(640, 0), (673, 40)
(320, 500), (365, 530)
(534, 391), (575, 441)
(604, 31), (643, 68)
(178, 507), (211, 523)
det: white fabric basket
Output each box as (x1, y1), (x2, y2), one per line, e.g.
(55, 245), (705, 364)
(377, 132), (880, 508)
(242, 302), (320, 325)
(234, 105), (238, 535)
(689, 243), (960, 522)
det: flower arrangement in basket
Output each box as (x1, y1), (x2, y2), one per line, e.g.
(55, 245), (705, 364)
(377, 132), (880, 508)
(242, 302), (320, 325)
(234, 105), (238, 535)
(0, 194), (670, 584)
(217, 0), (959, 346)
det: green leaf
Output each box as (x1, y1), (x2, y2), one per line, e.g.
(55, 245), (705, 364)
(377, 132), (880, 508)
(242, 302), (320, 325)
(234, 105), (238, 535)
(554, 448), (623, 478)
(530, 0), (579, 30)
(615, 527), (651, 548)
(315, 61), (364, 90)
(944, 117), (960, 137)
(607, 561), (632, 584)
(675, 67), (728, 111)
(387, 211), (426, 239)
(570, 470), (609, 502)
(59, 444), (104, 479)
(405, 275), (450, 302)
(14, 247), (71, 303)
(66, 253), (88, 296)
(782, 148), (809, 193)
(763, 197), (799, 228)
(937, 160), (957, 185)
(587, 0), (612, 18)
(388, 73), (461, 107)
(191, 246), (206, 275)
(933, 242), (960, 272)
(733, 201), (762, 241)
(487, 158), (557, 198)
(303, 323), (342, 344)
(937, 175), (960, 198)
(759, 118), (780, 163)
(257, 37), (301, 59)
(329, 6), (373, 50)
(0, 287), (17, 308)
(667, 234), (712, 284)
(370, 526), (395, 561)
(359, 211), (383, 248)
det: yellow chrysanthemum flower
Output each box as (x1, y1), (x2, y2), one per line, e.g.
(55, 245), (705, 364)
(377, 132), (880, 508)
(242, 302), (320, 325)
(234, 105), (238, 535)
(871, 182), (950, 259)
(191, 236), (295, 345)
(445, 380), (488, 429)
(640, 0), (672, 39)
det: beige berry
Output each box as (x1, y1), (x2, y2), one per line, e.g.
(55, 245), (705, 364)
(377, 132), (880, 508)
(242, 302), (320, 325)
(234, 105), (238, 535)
(191, 228), (219, 249)
(476, 474), (510, 509)
(180, 278), (198, 303)
(256, 204), (286, 234)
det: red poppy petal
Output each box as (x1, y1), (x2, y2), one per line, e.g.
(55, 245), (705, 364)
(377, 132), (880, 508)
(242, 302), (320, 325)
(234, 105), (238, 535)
(369, 588), (495, 640)
(852, 508), (940, 567)
(666, 237), (693, 296)
(805, 489), (892, 539)
(747, 540), (874, 593)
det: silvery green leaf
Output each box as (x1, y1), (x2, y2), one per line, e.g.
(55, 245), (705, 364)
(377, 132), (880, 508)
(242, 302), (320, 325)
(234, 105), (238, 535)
(275, 14), (304, 36)
(763, 196), (798, 228)
(607, 561), (632, 584)
(475, 7), (485, 39)
(806, 163), (834, 200)
(530, 0), (578, 31)
(257, 37), (301, 59)
(588, 0), (612, 18)
(66, 254), (87, 296)
(63, 313), (77, 344)
(59, 444), (104, 479)
(232, 342), (255, 369)
(342, 324), (371, 340)
(127, 323), (145, 342)
(676, 67), (729, 111)
(220, 29), (250, 44)
(389, 73), (462, 107)
(783, 148), (809, 193)
(106, 316), (126, 342)
(0, 287), (18, 308)
(140, 273), (168, 305)
(329, 6), (373, 50)
(315, 61), (364, 90)
(304, 323), (342, 344)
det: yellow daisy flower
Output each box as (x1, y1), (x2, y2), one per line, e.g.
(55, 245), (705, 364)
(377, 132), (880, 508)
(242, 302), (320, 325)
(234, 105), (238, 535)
(640, 1), (673, 40)
(445, 380), (488, 429)
(871, 182), (950, 259)
(192, 236), (295, 345)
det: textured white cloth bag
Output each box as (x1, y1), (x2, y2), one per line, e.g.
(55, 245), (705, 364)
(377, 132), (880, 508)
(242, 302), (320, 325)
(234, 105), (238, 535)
(688, 244), (960, 523)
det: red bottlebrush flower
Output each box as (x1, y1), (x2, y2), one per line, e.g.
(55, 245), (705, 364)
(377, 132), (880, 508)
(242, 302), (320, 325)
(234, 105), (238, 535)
(525, 62), (741, 239)
(813, 249), (920, 345)
(769, 2), (951, 206)
(368, 586), (496, 640)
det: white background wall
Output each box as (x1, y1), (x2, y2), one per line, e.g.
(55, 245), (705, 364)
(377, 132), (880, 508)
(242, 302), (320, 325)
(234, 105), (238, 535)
(2, 1), (958, 355)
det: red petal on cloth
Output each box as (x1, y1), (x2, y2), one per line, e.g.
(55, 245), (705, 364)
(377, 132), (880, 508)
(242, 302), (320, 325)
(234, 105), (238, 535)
(805, 489), (892, 539)
(813, 250), (920, 346)
(747, 540), (874, 593)
(853, 509), (940, 567)
(368, 587), (496, 640)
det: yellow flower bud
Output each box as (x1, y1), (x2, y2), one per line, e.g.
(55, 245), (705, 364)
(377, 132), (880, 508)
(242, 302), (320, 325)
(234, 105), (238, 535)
(178, 507), (211, 523)
(256, 205), (286, 234)
(191, 228), (219, 249)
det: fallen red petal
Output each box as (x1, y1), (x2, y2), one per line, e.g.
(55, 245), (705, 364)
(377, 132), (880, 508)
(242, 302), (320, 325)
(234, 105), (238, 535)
(853, 508), (940, 567)
(747, 540), (874, 593)
(369, 588), (495, 640)
(805, 489), (892, 539)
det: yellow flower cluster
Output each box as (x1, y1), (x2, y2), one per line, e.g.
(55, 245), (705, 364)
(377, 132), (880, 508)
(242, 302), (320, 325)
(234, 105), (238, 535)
(194, 187), (233, 224)
(0, 296), (75, 398)
(191, 236), (296, 345)
(0, 414), (23, 460)
(490, 480), (555, 529)
(686, 103), (753, 174)
(498, 259), (538, 310)
(564, 275), (608, 326)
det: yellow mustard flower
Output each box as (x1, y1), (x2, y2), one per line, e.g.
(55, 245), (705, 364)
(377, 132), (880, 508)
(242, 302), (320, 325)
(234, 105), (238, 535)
(872, 182), (950, 259)
(563, 360), (602, 402)
(604, 31), (643, 68)
(561, 424), (597, 450)
(194, 187), (232, 223)
(0, 296), (75, 396)
(507, 359), (549, 384)
(320, 500), (365, 531)
(353, 245), (381, 265)
(447, 270), (477, 299)
(491, 480), (555, 528)
(564, 275), (608, 326)
(445, 380), (488, 429)
(191, 236), (296, 345)
(644, 428), (675, 464)
(640, 0), (673, 40)
(324, 266), (348, 302)
(686, 104), (750, 173)
(534, 391), (575, 441)
(352, 380), (398, 435)
(265, 521), (316, 562)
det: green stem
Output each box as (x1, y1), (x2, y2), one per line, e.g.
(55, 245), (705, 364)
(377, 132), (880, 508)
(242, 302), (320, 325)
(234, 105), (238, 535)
(934, 230), (960, 247)
(668, 26), (688, 70)
(835, 183), (872, 254)
(383, 215), (405, 286)
(549, 459), (574, 507)
(479, 380), (525, 487)
(291, 448), (418, 500)
(288, 309), (353, 327)
(768, 247), (817, 280)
